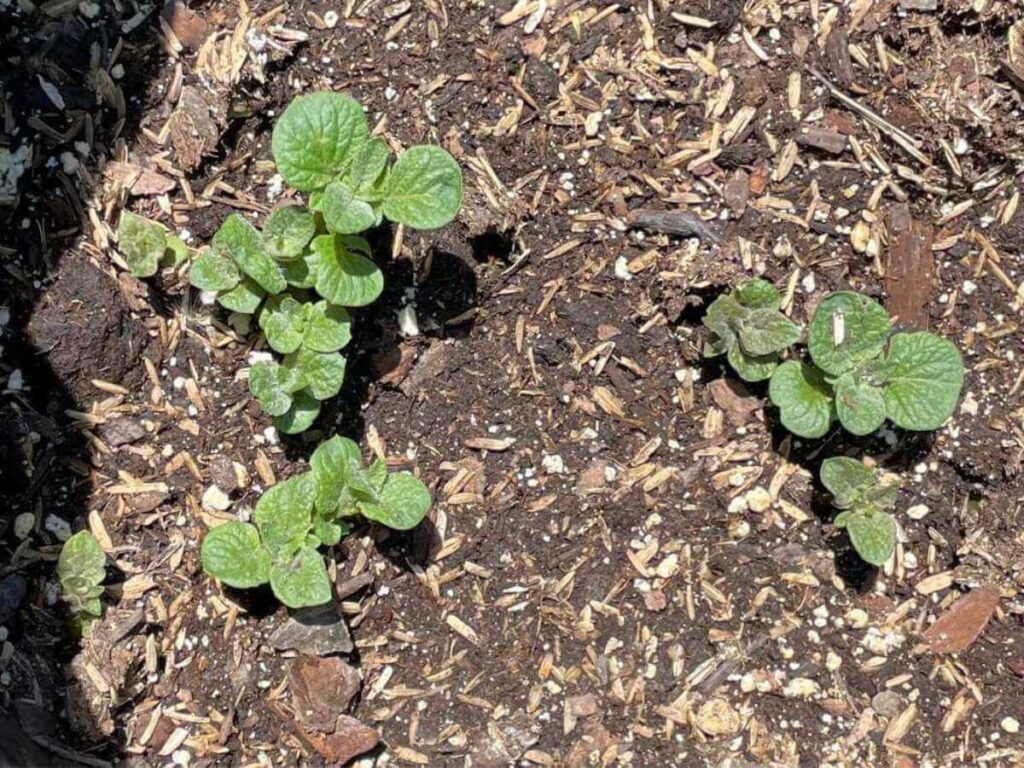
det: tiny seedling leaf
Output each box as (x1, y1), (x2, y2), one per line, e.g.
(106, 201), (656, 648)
(820, 457), (876, 510)
(217, 275), (265, 314)
(286, 349), (347, 400)
(262, 296), (307, 354)
(303, 301), (352, 353)
(253, 474), (316, 560)
(726, 344), (778, 382)
(200, 521), (271, 588)
(310, 435), (361, 515)
(841, 508), (896, 567)
(249, 361), (305, 417)
(347, 137), (391, 200)
(58, 531), (106, 591)
(738, 308), (800, 356)
(834, 374), (886, 436)
(190, 251), (240, 292)
(118, 212), (167, 278)
(358, 472), (432, 530)
(322, 180), (377, 235)
(275, 390), (321, 434)
(383, 145), (463, 230)
(768, 360), (834, 439)
(733, 278), (781, 309)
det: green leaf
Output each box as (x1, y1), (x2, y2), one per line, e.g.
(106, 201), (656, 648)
(383, 145), (463, 230)
(163, 234), (191, 268)
(217, 275), (265, 314)
(339, 235), (373, 259)
(253, 474), (316, 559)
(311, 436), (361, 514)
(262, 296), (307, 354)
(834, 375), (886, 436)
(768, 361), (834, 439)
(200, 522), (271, 589)
(726, 344), (778, 382)
(58, 531), (106, 590)
(118, 212), (167, 278)
(734, 278), (781, 309)
(264, 206), (316, 261)
(303, 302), (352, 352)
(286, 349), (346, 400)
(275, 390), (322, 434)
(820, 457), (875, 510)
(282, 250), (318, 289)
(269, 547), (332, 608)
(271, 92), (369, 192)
(738, 308), (800, 356)
(321, 180), (377, 235)
(702, 294), (745, 351)
(347, 137), (391, 200)
(250, 361), (305, 417)
(190, 251), (240, 292)
(808, 292), (890, 376)
(214, 214), (286, 294)
(359, 472), (431, 530)
(841, 508), (896, 567)
(366, 458), (388, 490)
(882, 332), (964, 431)
(312, 234), (384, 307)
(312, 518), (344, 547)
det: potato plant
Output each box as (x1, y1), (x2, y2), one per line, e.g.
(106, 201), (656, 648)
(187, 91), (463, 434)
(201, 437), (430, 608)
(57, 531), (106, 630)
(703, 279), (965, 567)
(116, 211), (190, 278)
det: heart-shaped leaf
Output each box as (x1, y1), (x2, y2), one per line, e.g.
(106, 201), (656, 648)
(214, 214), (286, 294)
(321, 180), (377, 235)
(285, 348), (346, 400)
(118, 212), (168, 278)
(282, 250), (318, 288)
(312, 234), (384, 307)
(275, 390), (322, 434)
(383, 145), (462, 230)
(201, 521), (271, 588)
(264, 205), (316, 261)
(820, 457), (876, 509)
(190, 251), (241, 292)
(217, 275), (265, 314)
(269, 547), (332, 608)
(271, 92), (369, 192)
(882, 332), (964, 431)
(768, 360), (834, 438)
(303, 301), (352, 352)
(834, 374), (886, 435)
(738, 308), (800, 356)
(312, 518), (344, 547)
(839, 508), (896, 566)
(253, 474), (316, 559)
(359, 472), (431, 530)
(808, 291), (890, 376)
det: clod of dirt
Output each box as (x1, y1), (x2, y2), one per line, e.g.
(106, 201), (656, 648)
(269, 603), (354, 655)
(524, 57), (560, 104)
(299, 715), (379, 765)
(922, 583), (1001, 653)
(24, 253), (151, 404)
(169, 86), (223, 171)
(288, 656), (361, 732)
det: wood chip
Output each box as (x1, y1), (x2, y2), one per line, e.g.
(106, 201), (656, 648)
(922, 584), (1000, 653)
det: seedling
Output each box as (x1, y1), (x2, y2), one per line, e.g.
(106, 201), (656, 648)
(820, 457), (899, 566)
(57, 531), (106, 629)
(770, 292), (964, 438)
(201, 436), (430, 608)
(117, 212), (190, 278)
(702, 278), (801, 382)
(188, 92), (462, 434)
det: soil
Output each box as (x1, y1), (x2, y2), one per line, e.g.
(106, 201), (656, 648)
(2, 1), (1024, 767)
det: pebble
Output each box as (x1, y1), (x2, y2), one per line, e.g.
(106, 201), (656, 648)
(1001, 717), (1020, 734)
(13, 512), (34, 540)
(201, 485), (231, 511)
(746, 486), (772, 512)
(906, 504), (930, 520)
(541, 454), (565, 475)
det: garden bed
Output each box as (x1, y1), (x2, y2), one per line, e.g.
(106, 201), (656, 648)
(2, 0), (1023, 766)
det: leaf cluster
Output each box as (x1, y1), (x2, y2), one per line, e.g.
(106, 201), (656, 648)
(117, 212), (190, 278)
(186, 92), (463, 434)
(57, 531), (106, 626)
(201, 436), (431, 608)
(820, 457), (899, 566)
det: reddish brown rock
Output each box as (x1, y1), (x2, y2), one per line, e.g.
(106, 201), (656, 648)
(288, 656), (361, 732)
(922, 584), (1000, 653)
(300, 715), (379, 764)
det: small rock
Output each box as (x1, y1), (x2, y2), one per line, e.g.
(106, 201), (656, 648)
(695, 698), (740, 737)
(542, 454), (565, 475)
(98, 418), (146, 447)
(13, 513), (34, 540)
(723, 170), (749, 215)
(746, 486), (772, 513)
(576, 461), (610, 495)
(906, 504), (929, 520)
(201, 485), (231, 511)
(872, 690), (904, 719)
(784, 677), (820, 699)
(207, 456), (241, 494)
(922, 583), (1000, 653)
(300, 715), (378, 765)
(270, 603), (354, 655)
(568, 694), (599, 718)
(644, 589), (668, 611)
(1001, 716), (1020, 734)
(289, 656), (361, 732)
